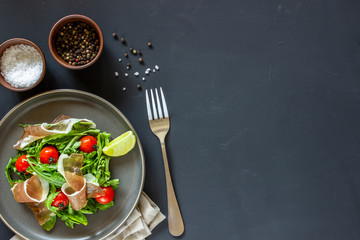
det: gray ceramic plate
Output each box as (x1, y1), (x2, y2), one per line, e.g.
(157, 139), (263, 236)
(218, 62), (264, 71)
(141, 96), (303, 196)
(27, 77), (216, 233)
(0, 89), (145, 240)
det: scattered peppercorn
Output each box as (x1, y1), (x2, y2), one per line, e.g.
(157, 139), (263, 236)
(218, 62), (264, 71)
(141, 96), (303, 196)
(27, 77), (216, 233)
(129, 48), (133, 52)
(112, 32), (118, 39)
(124, 52), (128, 58)
(132, 49), (137, 55)
(137, 84), (142, 90)
(55, 21), (100, 66)
(120, 37), (126, 43)
(127, 62), (131, 68)
(138, 58), (143, 63)
(138, 50), (142, 56)
(147, 41), (152, 48)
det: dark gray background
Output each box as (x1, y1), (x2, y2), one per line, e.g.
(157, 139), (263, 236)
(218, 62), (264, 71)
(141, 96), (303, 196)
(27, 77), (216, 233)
(1, 0), (360, 239)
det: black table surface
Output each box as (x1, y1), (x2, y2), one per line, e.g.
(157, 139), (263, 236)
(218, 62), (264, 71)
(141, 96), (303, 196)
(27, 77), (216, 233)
(1, 1), (360, 239)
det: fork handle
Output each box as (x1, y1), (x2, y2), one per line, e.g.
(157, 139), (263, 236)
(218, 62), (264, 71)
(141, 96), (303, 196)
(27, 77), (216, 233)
(160, 141), (185, 236)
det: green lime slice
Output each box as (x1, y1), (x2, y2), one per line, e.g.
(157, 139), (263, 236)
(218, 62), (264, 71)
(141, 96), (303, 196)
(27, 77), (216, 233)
(102, 130), (136, 157)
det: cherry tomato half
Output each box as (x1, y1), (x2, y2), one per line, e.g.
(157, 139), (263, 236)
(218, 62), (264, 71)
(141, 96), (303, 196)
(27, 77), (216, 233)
(80, 135), (97, 153)
(95, 186), (114, 204)
(15, 155), (30, 173)
(51, 190), (69, 210)
(39, 146), (59, 164)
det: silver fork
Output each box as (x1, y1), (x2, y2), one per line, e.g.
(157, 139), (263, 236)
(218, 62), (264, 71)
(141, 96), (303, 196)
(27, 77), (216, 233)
(145, 87), (184, 236)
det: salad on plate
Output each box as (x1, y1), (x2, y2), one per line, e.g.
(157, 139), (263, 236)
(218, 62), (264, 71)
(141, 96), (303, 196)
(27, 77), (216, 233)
(5, 115), (136, 231)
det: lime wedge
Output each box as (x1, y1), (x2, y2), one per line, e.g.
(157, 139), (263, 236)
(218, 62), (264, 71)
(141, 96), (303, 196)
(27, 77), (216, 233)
(102, 130), (136, 157)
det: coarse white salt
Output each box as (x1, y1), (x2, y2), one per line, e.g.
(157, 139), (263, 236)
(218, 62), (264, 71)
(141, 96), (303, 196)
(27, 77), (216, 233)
(0, 44), (43, 88)
(155, 65), (159, 70)
(114, 72), (119, 77)
(134, 72), (139, 77)
(153, 69), (156, 73)
(118, 58), (122, 62)
(142, 77), (145, 81)
(124, 73), (129, 77)
(122, 87), (126, 91)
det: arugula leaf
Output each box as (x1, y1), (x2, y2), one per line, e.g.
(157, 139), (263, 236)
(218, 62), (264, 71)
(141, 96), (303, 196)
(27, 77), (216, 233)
(42, 213), (57, 231)
(104, 179), (119, 189)
(68, 211), (88, 225)
(45, 185), (58, 209)
(5, 157), (17, 186)
(27, 159), (65, 187)
(81, 199), (98, 214)
(54, 202), (88, 228)
(81, 199), (114, 213)
(96, 201), (114, 211)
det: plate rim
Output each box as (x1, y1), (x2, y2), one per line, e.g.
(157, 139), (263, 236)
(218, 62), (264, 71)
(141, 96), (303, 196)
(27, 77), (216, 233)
(0, 89), (145, 240)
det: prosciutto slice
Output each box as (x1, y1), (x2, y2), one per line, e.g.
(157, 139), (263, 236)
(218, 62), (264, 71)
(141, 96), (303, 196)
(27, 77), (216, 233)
(58, 155), (104, 200)
(11, 175), (56, 230)
(61, 181), (87, 211)
(51, 114), (71, 123)
(12, 175), (55, 230)
(13, 116), (96, 150)
(84, 173), (103, 199)
(12, 175), (49, 203)
(58, 153), (87, 211)
(27, 202), (56, 230)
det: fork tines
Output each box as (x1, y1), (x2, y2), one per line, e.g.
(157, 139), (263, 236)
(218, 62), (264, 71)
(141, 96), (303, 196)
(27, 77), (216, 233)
(146, 87), (169, 121)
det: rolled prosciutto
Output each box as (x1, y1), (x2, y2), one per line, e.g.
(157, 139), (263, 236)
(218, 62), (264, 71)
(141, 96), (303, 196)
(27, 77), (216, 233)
(12, 175), (49, 203)
(58, 153), (87, 211)
(12, 175), (55, 230)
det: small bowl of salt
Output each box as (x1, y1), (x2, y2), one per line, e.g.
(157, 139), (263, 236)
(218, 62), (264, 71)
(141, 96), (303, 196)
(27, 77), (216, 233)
(0, 38), (46, 91)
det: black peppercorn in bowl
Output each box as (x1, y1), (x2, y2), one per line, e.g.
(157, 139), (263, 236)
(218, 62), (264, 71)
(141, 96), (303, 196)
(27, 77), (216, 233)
(48, 14), (104, 70)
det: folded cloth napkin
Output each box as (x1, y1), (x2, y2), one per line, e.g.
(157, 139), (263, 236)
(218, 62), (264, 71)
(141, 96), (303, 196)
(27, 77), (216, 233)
(107, 192), (166, 240)
(11, 192), (165, 240)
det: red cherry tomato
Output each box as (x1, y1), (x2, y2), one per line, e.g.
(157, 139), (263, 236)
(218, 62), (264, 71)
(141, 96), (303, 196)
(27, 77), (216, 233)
(80, 135), (97, 153)
(95, 186), (114, 204)
(51, 190), (69, 210)
(40, 146), (59, 164)
(15, 155), (30, 173)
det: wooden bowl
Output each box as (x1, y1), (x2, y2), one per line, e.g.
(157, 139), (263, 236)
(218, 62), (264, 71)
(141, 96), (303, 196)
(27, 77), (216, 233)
(0, 38), (46, 92)
(48, 14), (104, 70)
